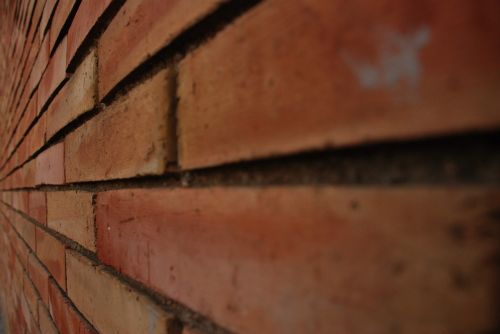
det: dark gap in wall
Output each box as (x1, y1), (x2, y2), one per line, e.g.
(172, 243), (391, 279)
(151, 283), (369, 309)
(100, 0), (263, 105)
(66, 0), (127, 72)
(49, 0), (82, 57)
(1, 130), (499, 192)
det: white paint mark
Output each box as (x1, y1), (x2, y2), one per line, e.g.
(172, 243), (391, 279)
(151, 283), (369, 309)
(343, 26), (430, 90)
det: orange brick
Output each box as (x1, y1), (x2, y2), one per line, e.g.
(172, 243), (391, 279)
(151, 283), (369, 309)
(13, 214), (36, 251)
(47, 48), (97, 139)
(178, 0), (500, 169)
(96, 187), (500, 333)
(38, 300), (58, 334)
(23, 272), (39, 323)
(65, 68), (174, 182)
(47, 191), (95, 251)
(29, 35), (50, 93)
(98, 0), (222, 97)
(35, 227), (66, 290)
(28, 253), (50, 305)
(67, 0), (113, 65)
(28, 191), (47, 225)
(49, 0), (78, 52)
(37, 37), (67, 113)
(35, 142), (65, 185)
(48, 278), (97, 334)
(66, 250), (176, 334)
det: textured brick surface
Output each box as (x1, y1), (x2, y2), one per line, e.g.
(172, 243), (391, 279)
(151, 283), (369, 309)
(178, 0), (500, 169)
(47, 191), (95, 251)
(65, 68), (175, 182)
(66, 250), (176, 334)
(97, 187), (500, 333)
(35, 227), (66, 290)
(98, 0), (221, 97)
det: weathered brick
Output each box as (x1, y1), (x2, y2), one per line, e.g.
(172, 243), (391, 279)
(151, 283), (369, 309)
(65, 68), (174, 182)
(47, 48), (97, 140)
(35, 142), (65, 185)
(28, 191), (47, 225)
(48, 278), (97, 334)
(28, 253), (50, 305)
(38, 300), (58, 334)
(98, 0), (221, 97)
(66, 0), (113, 65)
(23, 272), (39, 323)
(178, 0), (500, 169)
(37, 37), (67, 113)
(49, 0), (78, 52)
(47, 191), (95, 251)
(36, 227), (66, 290)
(97, 187), (500, 333)
(66, 249), (176, 334)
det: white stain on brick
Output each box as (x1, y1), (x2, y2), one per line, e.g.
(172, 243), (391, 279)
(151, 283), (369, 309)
(344, 26), (430, 89)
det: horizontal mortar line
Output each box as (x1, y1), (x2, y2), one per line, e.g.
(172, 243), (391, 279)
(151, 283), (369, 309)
(0, 208), (99, 334)
(0, 201), (233, 334)
(0, 129), (499, 192)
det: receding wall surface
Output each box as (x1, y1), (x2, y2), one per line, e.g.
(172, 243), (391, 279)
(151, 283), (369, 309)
(0, 1), (499, 333)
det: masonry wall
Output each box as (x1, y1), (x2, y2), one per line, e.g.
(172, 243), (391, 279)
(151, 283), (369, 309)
(0, 1), (499, 333)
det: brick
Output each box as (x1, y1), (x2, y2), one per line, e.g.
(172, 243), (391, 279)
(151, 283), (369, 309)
(28, 191), (47, 225)
(38, 300), (58, 334)
(65, 68), (174, 182)
(98, 0), (221, 97)
(29, 34), (50, 93)
(48, 279), (97, 334)
(37, 36), (67, 113)
(39, 0), (57, 40)
(178, 0), (500, 169)
(66, 250), (176, 334)
(49, 0), (78, 52)
(28, 253), (50, 305)
(66, 0), (113, 65)
(47, 48), (97, 139)
(12, 191), (29, 213)
(97, 187), (500, 333)
(23, 272), (40, 323)
(35, 227), (66, 290)
(35, 142), (65, 185)
(27, 113), (46, 155)
(13, 214), (36, 251)
(13, 233), (30, 269)
(47, 191), (95, 251)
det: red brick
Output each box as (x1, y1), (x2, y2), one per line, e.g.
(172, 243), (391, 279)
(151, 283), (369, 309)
(38, 300), (58, 334)
(23, 272), (40, 323)
(37, 36), (67, 113)
(39, 0), (57, 40)
(29, 34), (50, 93)
(47, 191), (95, 251)
(178, 0), (500, 169)
(35, 227), (66, 290)
(47, 48), (97, 140)
(66, 250), (176, 334)
(27, 113), (46, 156)
(35, 142), (65, 185)
(48, 278), (97, 334)
(97, 187), (500, 333)
(65, 68), (174, 182)
(98, 0), (222, 97)
(12, 191), (29, 213)
(28, 191), (47, 225)
(13, 214), (36, 251)
(66, 0), (113, 65)
(28, 253), (50, 305)
(13, 233), (30, 269)
(49, 0), (78, 52)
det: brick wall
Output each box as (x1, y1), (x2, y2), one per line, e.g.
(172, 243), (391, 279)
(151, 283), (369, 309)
(0, 1), (499, 333)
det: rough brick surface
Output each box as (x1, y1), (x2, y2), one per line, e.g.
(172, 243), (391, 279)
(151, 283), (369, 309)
(66, 250), (176, 334)
(98, 0), (222, 97)
(1, 0), (499, 333)
(65, 68), (175, 182)
(47, 191), (95, 251)
(178, 0), (500, 169)
(97, 187), (500, 333)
